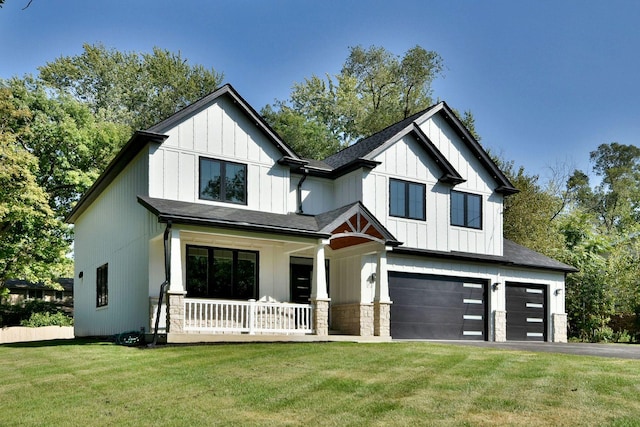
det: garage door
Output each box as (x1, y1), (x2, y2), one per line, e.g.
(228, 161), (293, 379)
(506, 283), (547, 341)
(389, 272), (487, 340)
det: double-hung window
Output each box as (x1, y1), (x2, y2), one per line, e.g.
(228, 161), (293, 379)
(199, 158), (247, 204)
(186, 245), (258, 300)
(389, 178), (426, 220)
(96, 263), (108, 307)
(451, 191), (482, 229)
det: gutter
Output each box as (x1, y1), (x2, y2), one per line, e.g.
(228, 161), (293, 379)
(149, 221), (171, 347)
(296, 169), (308, 214)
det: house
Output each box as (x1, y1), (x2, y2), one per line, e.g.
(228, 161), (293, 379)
(66, 84), (576, 343)
(4, 278), (74, 308)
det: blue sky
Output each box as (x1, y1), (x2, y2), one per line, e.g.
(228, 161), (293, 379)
(2, 0), (639, 182)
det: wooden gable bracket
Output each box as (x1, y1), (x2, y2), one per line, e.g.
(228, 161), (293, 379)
(321, 204), (401, 251)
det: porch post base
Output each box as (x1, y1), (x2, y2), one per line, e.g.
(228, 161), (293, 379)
(374, 301), (391, 337)
(312, 298), (330, 336)
(493, 310), (506, 342)
(552, 313), (568, 343)
(330, 303), (374, 336)
(167, 291), (187, 334)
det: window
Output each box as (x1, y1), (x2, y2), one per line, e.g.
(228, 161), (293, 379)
(55, 291), (64, 301)
(199, 158), (247, 204)
(451, 191), (482, 229)
(186, 245), (258, 300)
(27, 289), (44, 300)
(96, 263), (108, 307)
(389, 178), (426, 220)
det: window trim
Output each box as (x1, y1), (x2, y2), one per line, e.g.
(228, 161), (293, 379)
(389, 178), (426, 221)
(198, 157), (248, 205)
(450, 190), (483, 230)
(96, 263), (108, 308)
(186, 245), (259, 300)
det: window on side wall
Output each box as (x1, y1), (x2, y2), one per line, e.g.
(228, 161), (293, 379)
(389, 178), (426, 220)
(96, 263), (108, 307)
(199, 158), (247, 204)
(451, 190), (482, 229)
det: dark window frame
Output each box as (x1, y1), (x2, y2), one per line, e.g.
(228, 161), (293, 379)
(389, 178), (426, 221)
(199, 157), (247, 205)
(27, 289), (44, 300)
(96, 263), (108, 307)
(450, 190), (483, 229)
(186, 245), (259, 300)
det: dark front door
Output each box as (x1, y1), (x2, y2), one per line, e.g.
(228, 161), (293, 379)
(389, 272), (487, 340)
(290, 263), (313, 304)
(506, 283), (547, 341)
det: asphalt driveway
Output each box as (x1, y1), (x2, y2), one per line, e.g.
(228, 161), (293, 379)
(421, 340), (640, 360)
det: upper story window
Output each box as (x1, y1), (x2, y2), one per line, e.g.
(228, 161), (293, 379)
(389, 178), (426, 220)
(451, 190), (482, 229)
(199, 157), (247, 205)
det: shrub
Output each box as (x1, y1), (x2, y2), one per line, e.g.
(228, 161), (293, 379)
(20, 312), (73, 327)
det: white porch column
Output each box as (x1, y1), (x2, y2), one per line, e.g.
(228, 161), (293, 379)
(311, 239), (329, 300)
(311, 239), (330, 336)
(374, 247), (392, 337)
(169, 227), (183, 293)
(167, 227), (186, 334)
(374, 247), (391, 303)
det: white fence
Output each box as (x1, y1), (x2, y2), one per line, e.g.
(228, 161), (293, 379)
(0, 326), (74, 344)
(184, 299), (313, 335)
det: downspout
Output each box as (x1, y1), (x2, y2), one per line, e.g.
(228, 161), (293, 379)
(296, 169), (308, 214)
(149, 220), (172, 347)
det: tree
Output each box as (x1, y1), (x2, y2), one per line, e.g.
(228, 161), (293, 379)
(558, 211), (615, 341)
(497, 159), (565, 256)
(38, 43), (224, 130)
(570, 143), (640, 232)
(0, 88), (71, 289)
(262, 45), (448, 159)
(4, 77), (131, 218)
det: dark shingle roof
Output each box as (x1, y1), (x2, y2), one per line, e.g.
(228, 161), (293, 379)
(5, 278), (74, 292)
(322, 108), (431, 169)
(138, 196), (401, 246)
(393, 239), (577, 273)
(138, 196), (325, 238)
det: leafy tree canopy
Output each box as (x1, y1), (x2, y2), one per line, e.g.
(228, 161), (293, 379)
(1, 45), (223, 287)
(38, 43), (224, 130)
(0, 88), (71, 287)
(262, 45), (458, 159)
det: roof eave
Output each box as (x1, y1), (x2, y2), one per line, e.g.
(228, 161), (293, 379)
(392, 246), (577, 273)
(148, 83), (300, 160)
(66, 131), (168, 223)
(436, 103), (519, 196)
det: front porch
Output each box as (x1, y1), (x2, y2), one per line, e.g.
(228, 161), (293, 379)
(143, 198), (400, 343)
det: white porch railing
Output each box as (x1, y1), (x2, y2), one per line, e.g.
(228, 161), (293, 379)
(184, 298), (314, 334)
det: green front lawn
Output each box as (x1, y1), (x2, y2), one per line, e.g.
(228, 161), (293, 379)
(1, 340), (639, 426)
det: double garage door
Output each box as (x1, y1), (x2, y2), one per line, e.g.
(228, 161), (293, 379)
(389, 272), (547, 341)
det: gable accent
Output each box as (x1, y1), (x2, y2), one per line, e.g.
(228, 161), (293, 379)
(316, 202), (402, 250)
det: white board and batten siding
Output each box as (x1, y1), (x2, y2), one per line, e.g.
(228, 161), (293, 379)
(416, 114), (504, 256)
(73, 149), (154, 337)
(149, 96), (290, 215)
(355, 115), (504, 257)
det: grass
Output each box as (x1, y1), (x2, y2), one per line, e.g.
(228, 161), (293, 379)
(1, 340), (640, 426)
